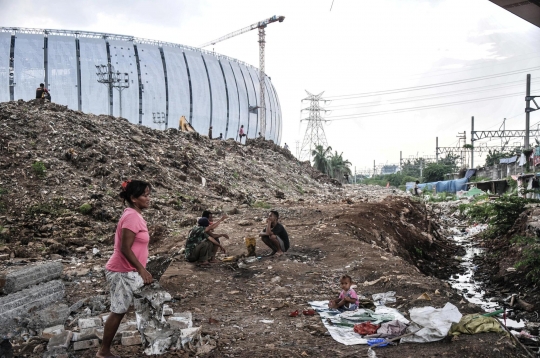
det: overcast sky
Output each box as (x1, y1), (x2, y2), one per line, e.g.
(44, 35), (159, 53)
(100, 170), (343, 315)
(2, 0), (540, 172)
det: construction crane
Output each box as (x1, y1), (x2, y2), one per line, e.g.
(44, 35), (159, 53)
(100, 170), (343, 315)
(200, 15), (285, 139)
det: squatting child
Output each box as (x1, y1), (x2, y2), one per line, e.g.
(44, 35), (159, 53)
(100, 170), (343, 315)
(328, 275), (359, 312)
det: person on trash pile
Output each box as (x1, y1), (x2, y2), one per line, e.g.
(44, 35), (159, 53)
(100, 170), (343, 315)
(239, 125), (246, 143)
(97, 180), (153, 358)
(328, 275), (359, 312)
(413, 180), (420, 196)
(202, 210), (230, 263)
(35, 83), (51, 101)
(218, 133), (223, 140)
(259, 210), (289, 257)
(185, 216), (227, 266)
(208, 126), (213, 139)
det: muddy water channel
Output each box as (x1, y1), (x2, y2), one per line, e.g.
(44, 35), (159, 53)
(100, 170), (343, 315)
(447, 225), (525, 329)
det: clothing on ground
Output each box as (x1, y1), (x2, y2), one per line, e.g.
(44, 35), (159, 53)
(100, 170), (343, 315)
(184, 225), (209, 259)
(186, 240), (214, 263)
(106, 208), (149, 272)
(449, 314), (503, 336)
(106, 270), (144, 314)
(261, 223), (290, 251)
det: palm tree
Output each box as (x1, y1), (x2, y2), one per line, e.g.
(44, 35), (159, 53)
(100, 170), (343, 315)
(329, 151), (352, 182)
(311, 145), (333, 175)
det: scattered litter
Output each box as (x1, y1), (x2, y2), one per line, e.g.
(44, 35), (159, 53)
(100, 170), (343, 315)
(401, 303), (462, 343)
(416, 293), (431, 301)
(372, 291), (396, 306)
(260, 320), (274, 324)
(449, 314), (503, 336)
(354, 322), (380, 335)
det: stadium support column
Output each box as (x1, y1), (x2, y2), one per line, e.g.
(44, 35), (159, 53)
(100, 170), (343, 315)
(526, 74), (531, 150)
(471, 116), (474, 169)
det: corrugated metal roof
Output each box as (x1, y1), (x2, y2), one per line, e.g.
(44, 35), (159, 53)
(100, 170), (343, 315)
(489, 0), (540, 28)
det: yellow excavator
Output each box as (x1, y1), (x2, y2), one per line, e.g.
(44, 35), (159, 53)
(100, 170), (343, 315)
(179, 116), (196, 132)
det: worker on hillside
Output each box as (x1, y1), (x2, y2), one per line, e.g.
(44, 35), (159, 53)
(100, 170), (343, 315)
(218, 133), (223, 140)
(35, 83), (51, 101)
(259, 210), (289, 257)
(284, 143), (289, 151)
(239, 125), (246, 144)
(202, 210), (230, 263)
(208, 126), (213, 139)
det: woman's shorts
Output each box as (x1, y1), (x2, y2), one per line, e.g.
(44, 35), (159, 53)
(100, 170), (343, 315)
(106, 270), (144, 314)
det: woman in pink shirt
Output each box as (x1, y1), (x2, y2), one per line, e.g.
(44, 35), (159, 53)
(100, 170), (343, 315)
(97, 180), (153, 358)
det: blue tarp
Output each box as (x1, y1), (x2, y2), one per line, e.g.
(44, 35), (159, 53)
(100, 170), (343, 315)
(408, 178), (468, 194)
(465, 169), (477, 179)
(500, 156), (518, 164)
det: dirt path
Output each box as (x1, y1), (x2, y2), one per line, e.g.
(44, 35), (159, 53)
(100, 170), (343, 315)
(71, 198), (524, 358)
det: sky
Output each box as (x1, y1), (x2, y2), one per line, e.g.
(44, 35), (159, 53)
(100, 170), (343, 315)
(1, 0), (540, 173)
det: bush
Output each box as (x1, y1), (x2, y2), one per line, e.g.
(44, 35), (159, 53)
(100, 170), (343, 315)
(253, 201), (271, 209)
(79, 203), (92, 215)
(459, 195), (530, 237)
(512, 235), (540, 281)
(32, 161), (46, 178)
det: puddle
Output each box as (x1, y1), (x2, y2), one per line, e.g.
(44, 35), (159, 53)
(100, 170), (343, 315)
(447, 228), (525, 329)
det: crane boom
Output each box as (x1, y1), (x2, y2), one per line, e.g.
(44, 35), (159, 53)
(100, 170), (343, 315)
(199, 15), (285, 48)
(199, 15), (285, 140)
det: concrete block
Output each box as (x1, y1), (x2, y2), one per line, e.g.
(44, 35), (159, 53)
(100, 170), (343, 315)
(121, 331), (142, 346)
(78, 317), (101, 329)
(73, 339), (99, 351)
(28, 303), (69, 330)
(0, 262), (63, 294)
(167, 312), (192, 329)
(162, 304), (173, 316)
(41, 325), (65, 339)
(72, 328), (98, 341)
(0, 280), (65, 333)
(47, 330), (73, 351)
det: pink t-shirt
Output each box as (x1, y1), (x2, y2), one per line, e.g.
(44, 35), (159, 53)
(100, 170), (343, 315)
(339, 288), (359, 306)
(239, 127), (244, 135)
(106, 208), (150, 272)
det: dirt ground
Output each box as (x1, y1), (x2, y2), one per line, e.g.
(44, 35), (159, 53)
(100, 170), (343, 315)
(66, 197), (524, 358)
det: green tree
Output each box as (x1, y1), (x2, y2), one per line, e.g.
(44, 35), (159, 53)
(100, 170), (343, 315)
(329, 151), (352, 182)
(423, 163), (454, 182)
(485, 148), (521, 167)
(311, 145), (333, 175)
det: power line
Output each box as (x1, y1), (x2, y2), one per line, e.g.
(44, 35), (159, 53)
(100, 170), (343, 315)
(325, 66), (540, 100)
(326, 88), (539, 121)
(326, 78), (540, 111)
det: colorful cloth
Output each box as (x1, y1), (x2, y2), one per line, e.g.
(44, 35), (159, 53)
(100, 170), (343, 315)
(106, 208), (149, 272)
(338, 288), (359, 311)
(106, 270), (144, 314)
(184, 226), (209, 259)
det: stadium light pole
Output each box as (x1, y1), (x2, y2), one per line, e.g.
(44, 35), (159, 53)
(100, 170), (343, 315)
(96, 64), (130, 118)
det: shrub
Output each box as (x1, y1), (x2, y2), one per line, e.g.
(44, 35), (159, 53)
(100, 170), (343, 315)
(253, 201), (271, 209)
(512, 235), (540, 281)
(32, 161), (46, 178)
(79, 203), (92, 215)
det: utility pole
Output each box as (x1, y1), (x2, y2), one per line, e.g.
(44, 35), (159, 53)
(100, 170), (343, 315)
(354, 166), (357, 184)
(471, 116), (474, 168)
(526, 74), (531, 149)
(373, 160), (376, 177)
(96, 64), (129, 118)
(299, 91), (329, 161)
(435, 137), (438, 163)
(400, 151), (402, 168)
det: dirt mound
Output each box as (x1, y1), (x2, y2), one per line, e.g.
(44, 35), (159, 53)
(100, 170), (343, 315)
(337, 196), (460, 279)
(0, 99), (338, 258)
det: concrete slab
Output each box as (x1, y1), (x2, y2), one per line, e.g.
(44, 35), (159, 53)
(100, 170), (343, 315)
(0, 262), (63, 294)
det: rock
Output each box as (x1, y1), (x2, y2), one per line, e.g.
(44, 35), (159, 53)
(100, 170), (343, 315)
(271, 276), (281, 283)
(238, 220), (252, 227)
(73, 339), (99, 351)
(28, 303), (69, 330)
(41, 325), (65, 340)
(275, 190), (285, 199)
(121, 331), (143, 346)
(47, 330), (73, 351)
(223, 206), (239, 215)
(78, 317), (102, 329)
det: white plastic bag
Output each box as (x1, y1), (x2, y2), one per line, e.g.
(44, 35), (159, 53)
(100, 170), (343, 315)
(401, 302), (462, 343)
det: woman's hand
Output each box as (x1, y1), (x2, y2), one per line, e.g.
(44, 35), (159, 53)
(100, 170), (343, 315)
(138, 268), (153, 285)
(219, 245), (227, 254)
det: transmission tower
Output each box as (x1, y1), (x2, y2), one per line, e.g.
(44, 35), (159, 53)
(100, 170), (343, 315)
(299, 91), (329, 161)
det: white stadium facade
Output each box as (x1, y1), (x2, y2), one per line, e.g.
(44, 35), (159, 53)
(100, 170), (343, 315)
(0, 27), (282, 143)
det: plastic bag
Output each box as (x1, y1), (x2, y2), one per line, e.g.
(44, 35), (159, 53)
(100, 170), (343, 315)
(354, 322), (380, 335)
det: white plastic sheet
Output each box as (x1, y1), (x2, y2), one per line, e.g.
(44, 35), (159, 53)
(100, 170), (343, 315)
(309, 300), (409, 345)
(401, 302), (462, 343)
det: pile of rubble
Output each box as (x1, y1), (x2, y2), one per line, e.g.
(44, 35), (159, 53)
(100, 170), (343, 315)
(0, 261), (215, 357)
(0, 99), (343, 260)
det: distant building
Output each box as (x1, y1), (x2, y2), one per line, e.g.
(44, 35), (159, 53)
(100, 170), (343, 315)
(0, 27), (282, 143)
(381, 165), (399, 175)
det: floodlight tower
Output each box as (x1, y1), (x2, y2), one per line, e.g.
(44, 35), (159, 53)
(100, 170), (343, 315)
(96, 64), (130, 118)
